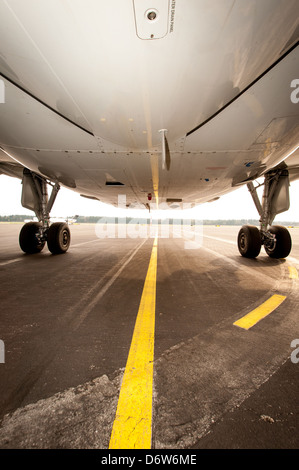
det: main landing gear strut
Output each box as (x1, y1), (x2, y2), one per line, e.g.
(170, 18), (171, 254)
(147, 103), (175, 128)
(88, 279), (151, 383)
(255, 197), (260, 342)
(19, 169), (71, 254)
(237, 168), (292, 259)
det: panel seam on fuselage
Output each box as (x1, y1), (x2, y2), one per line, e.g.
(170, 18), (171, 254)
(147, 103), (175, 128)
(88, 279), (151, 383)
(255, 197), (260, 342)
(186, 40), (299, 137)
(0, 72), (94, 137)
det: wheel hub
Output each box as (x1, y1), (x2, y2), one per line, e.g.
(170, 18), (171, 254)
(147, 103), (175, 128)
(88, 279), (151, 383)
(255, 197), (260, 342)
(62, 229), (69, 246)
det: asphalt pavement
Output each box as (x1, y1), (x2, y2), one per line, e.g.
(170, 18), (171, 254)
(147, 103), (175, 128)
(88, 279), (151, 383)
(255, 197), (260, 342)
(0, 222), (298, 450)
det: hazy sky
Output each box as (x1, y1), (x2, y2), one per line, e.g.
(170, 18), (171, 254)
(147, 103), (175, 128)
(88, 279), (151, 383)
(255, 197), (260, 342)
(0, 174), (299, 221)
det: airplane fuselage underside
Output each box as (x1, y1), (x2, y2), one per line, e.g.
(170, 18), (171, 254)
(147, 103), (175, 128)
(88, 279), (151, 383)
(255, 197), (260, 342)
(0, 0), (298, 211)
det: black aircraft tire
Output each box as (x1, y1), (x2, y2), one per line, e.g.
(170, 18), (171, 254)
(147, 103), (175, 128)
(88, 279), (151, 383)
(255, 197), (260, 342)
(264, 225), (292, 259)
(237, 225), (261, 258)
(19, 222), (45, 254)
(47, 222), (71, 254)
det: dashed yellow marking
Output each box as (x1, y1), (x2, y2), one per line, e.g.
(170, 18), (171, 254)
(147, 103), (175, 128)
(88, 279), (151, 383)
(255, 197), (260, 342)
(233, 294), (286, 330)
(288, 266), (298, 279)
(109, 237), (158, 449)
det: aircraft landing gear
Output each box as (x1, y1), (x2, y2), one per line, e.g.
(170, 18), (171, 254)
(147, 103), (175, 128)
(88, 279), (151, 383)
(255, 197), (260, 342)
(47, 222), (71, 254)
(238, 167), (292, 259)
(19, 221), (46, 254)
(19, 169), (71, 254)
(237, 225), (261, 258)
(263, 225), (292, 259)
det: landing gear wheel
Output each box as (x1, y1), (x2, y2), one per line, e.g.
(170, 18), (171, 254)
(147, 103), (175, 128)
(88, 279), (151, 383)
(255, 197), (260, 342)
(264, 225), (292, 259)
(19, 222), (45, 254)
(238, 225), (261, 258)
(47, 222), (71, 254)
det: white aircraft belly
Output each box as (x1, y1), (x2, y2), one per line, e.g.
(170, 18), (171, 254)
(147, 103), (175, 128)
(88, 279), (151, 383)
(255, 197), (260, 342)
(0, 0), (298, 208)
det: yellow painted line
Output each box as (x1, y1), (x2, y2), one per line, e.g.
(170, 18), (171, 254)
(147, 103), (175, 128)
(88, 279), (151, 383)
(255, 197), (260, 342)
(288, 266), (298, 279)
(109, 237), (158, 449)
(233, 294), (286, 330)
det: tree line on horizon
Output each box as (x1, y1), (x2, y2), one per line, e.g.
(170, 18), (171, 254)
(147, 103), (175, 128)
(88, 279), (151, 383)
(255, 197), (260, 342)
(0, 215), (298, 226)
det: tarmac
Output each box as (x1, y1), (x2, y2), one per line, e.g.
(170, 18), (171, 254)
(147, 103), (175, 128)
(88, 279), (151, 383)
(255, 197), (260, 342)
(0, 222), (298, 451)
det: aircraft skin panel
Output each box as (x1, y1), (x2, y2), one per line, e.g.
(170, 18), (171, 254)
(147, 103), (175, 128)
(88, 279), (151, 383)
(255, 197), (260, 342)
(182, 46), (299, 189)
(1, 0), (298, 144)
(0, 1), (299, 208)
(1, 40), (299, 207)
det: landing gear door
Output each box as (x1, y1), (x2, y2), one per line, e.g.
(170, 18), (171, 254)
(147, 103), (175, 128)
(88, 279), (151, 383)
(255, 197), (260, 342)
(21, 170), (38, 213)
(271, 174), (290, 215)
